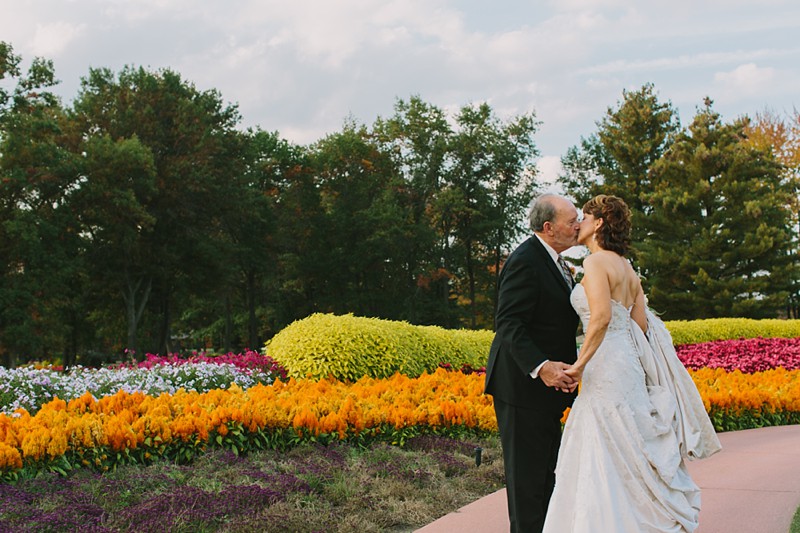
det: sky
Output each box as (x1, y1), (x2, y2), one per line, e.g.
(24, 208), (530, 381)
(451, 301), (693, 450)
(2, 0), (799, 186)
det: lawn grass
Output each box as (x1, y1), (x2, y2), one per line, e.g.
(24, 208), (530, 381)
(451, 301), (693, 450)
(791, 503), (800, 533)
(0, 434), (505, 532)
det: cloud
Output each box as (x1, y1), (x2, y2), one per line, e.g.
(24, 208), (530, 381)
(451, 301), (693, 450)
(191, 0), (467, 69)
(1, 0), (798, 159)
(711, 63), (778, 105)
(579, 49), (793, 76)
(714, 63), (776, 90)
(31, 21), (86, 58)
(547, 0), (632, 13)
(537, 156), (564, 187)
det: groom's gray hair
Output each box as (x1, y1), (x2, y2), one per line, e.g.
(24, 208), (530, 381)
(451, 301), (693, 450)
(529, 194), (560, 232)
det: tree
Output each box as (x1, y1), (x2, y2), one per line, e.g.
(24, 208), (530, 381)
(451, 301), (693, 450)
(267, 141), (323, 331)
(308, 120), (408, 319)
(374, 98), (540, 329)
(69, 66), (242, 357)
(67, 133), (158, 357)
(372, 96), (453, 325)
(223, 129), (308, 349)
(0, 42), (87, 367)
(559, 83), (680, 246)
(484, 111), (540, 318)
(744, 109), (800, 317)
(444, 103), (539, 328)
(639, 100), (797, 318)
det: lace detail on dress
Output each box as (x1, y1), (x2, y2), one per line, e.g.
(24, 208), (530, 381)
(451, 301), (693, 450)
(570, 284), (632, 335)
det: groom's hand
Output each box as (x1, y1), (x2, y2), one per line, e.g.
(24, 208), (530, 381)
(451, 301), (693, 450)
(538, 361), (578, 393)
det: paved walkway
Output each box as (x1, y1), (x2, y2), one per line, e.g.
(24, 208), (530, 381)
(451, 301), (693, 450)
(416, 424), (800, 533)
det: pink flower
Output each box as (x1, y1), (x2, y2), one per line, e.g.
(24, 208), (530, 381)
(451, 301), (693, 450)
(677, 337), (800, 373)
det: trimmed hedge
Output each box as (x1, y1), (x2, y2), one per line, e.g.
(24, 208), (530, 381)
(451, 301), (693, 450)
(265, 313), (492, 381)
(265, 313), (800, 381)
(664, 318), (800, 346)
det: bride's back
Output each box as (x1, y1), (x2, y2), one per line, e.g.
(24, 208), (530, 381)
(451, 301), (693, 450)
(595, 250), (647, 331)
(601, 253), (637, 305)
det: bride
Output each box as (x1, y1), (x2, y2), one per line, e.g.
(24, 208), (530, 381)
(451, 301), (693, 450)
(542, 194), (721, 532)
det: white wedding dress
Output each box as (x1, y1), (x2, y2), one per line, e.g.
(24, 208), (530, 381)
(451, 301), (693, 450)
(543, 284), (717, 533)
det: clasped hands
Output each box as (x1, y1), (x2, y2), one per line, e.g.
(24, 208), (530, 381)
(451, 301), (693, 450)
(539, 361), (582, 393)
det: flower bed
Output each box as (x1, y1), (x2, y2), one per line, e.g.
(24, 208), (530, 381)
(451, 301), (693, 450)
(125, 350), (288, 378)
(0, 369), (496, 480)
(677, 337), (800, 373)
(692, 367), (800, 430)
(2, 325), (800, 481)
(0, 350), (285, 416)
(2, 363), (800, 480)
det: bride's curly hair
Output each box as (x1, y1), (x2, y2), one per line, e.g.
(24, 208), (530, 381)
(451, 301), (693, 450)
(582, 194), (631, 255)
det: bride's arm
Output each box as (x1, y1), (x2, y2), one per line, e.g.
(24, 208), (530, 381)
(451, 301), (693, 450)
(631, 285), (647, 334)
(565, 255), (611, 381)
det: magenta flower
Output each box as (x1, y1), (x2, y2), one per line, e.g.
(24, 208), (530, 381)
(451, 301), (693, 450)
(676, 337), (800, 373)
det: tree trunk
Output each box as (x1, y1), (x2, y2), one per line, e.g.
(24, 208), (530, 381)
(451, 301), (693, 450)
(1, 351), (16, 369)
(158, 290), (172, 356)
(247, 270), (258, 350)
(63, 311), (78, 369)
(465, 240), (477, 329)
(223, 294), (232, 352)
(493, 242), (502, 329)
(123, 273), (152, 361)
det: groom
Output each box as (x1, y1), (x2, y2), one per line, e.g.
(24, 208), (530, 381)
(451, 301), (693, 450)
(485, 194), (581, 533)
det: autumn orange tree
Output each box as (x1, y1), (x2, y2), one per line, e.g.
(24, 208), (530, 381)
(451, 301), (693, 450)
(745, 109), (800, 318)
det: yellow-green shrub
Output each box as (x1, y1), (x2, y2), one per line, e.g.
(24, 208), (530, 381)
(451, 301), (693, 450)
(265, 313), (492, 381)
(665, 318), (800, 345)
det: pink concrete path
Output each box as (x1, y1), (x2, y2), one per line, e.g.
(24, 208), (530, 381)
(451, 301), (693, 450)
(415, 424), (800, 533)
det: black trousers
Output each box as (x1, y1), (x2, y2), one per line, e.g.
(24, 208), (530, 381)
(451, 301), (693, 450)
(494, 398), (563, 533)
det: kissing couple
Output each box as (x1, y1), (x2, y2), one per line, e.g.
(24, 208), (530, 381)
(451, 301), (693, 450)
(485, 193), (721, 532)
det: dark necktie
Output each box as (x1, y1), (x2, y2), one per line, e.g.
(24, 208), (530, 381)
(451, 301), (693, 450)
(557, 255), (574, 287)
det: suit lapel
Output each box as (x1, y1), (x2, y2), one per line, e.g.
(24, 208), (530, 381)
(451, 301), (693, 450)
(530, 236), (573, 294)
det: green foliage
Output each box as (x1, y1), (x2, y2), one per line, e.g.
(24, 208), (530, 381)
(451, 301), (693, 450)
(560, 84), (798, 320)
(372, 96), (456, 326)
(792, 504), (800, 533)
(560, 82), (680, 220)
(69, 64), (245, 356)
(443, 102), (540, 328)
(306, 123), (411, 322)
(641, 102), (797, 319)
(2, 43), (542, 362)
(708, 407), (800, 433)
(0, 41), (87, 366)
(4, 421), (494, 483)
(665, 318), (800, 345)
(265, 313), (492, 380)
(5, 41), (798, 364)
(1, 436), (505, 533)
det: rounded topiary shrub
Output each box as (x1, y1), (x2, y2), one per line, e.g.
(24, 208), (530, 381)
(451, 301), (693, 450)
(265, 313), (492, 381)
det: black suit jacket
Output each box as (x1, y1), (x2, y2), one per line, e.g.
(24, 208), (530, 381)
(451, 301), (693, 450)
(485, 236), (580, 415)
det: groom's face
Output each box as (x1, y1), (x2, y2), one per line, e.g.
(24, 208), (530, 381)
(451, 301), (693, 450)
(547, 200), (581, 253)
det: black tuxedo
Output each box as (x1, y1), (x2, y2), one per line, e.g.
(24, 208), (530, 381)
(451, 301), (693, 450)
(485, 236), (579, 532)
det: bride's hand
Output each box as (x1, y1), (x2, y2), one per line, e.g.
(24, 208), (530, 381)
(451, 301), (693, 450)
(564, 364), (584, 383)
(539, 361), (578, 393)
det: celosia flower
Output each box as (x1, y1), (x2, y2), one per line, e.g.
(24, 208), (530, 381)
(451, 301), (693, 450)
(2, 366), (798, 476)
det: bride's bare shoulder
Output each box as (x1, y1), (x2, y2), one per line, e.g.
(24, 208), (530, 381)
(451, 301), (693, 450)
(585, 250), (618, 267)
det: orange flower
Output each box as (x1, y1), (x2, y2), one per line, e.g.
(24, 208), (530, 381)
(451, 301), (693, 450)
(1, 366), (796, 477)
(0, 441), (22, 470)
